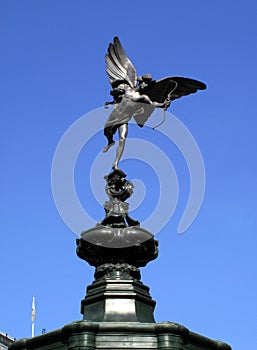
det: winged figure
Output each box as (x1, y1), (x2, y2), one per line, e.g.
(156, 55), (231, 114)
(103, 37), (206, 171)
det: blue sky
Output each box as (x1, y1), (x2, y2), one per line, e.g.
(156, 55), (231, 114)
(1, 1), (257, 349)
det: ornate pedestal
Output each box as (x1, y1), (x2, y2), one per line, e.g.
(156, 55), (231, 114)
(75, 169), (159, 324)
(9, 170), (232, 350)
(77, 224), (158, 323)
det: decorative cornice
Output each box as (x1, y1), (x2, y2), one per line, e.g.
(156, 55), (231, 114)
(8, 321), (232, 350)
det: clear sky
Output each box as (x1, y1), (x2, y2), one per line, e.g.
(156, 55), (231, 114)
(1, 1), (257, 350)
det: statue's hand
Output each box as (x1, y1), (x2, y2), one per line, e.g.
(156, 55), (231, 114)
(163, 98), (171, 111)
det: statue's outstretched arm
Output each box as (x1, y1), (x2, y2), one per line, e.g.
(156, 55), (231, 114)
(137, 94), (167, 108)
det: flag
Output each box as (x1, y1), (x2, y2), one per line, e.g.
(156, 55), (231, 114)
(31, 296), (36, 322)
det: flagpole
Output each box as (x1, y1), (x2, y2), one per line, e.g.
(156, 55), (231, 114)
(31, 296), (35, 338)
(32, 320), (34, 338)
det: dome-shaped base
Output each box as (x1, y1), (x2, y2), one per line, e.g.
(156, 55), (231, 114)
(76, 225), (158, 267)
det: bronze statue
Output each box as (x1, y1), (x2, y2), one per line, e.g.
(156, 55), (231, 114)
(103, 37), (206, 171)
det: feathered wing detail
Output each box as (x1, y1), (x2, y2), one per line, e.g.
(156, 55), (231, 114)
(166, 77), (206, 100)
(142, 77), (206, 103)
(105, 37), (137, 88)
(135, 77), (207, 127)
(141, 78), (178, 103)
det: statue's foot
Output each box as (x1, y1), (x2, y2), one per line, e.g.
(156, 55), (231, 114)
(102, 142), (115, 153)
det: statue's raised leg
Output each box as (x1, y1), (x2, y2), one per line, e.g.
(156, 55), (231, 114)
(103, 125), (116, 153)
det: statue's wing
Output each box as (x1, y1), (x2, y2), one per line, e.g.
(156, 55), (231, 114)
(133, 79), (178, 127)
(142, 78), (178, 103)
(105, 37), (137, 88)
(142, 77), (206, 103)
(168, 77), (206, 101)
(135, 77), (206, 127)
